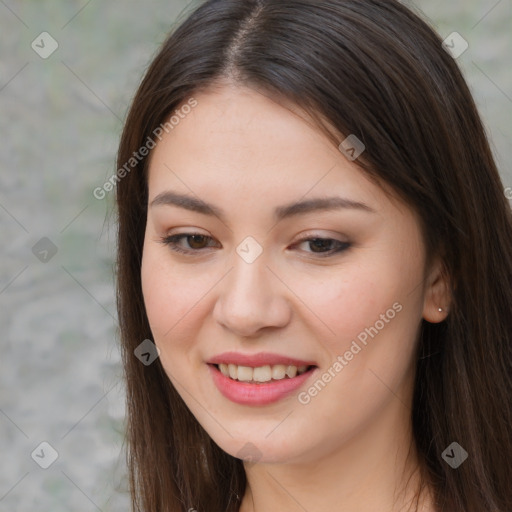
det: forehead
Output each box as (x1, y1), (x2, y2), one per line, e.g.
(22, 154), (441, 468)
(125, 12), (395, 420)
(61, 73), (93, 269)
(147, 85), (383, 205)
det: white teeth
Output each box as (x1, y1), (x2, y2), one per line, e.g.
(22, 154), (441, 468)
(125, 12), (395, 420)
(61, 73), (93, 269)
(271, 364), (286, 380)
(253, 365), (272, 382)
(228, 364), (238, 380)
(217, 363), (311, 382)
(236, 366), (253, 382)
(285, 365), (297, 378)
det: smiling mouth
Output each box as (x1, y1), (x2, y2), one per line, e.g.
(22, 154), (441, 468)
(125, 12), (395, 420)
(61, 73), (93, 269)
(211, 363), (316, 384)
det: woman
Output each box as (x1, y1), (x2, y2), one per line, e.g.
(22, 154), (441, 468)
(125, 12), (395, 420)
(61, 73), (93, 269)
(115, 1), (512, 510)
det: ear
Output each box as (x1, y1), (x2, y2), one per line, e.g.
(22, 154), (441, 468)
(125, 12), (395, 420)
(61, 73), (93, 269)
(422, 256), (452, 323)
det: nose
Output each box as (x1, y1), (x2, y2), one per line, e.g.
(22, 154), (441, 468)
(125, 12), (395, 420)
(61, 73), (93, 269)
(212, 253), (292, 337)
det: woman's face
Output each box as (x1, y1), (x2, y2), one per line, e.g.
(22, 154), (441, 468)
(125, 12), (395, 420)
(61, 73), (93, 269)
(141, 83), (444, 465)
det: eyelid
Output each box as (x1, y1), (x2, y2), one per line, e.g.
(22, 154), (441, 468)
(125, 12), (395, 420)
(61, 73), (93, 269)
(159, 232), (219, 253)
(294, 230), (349, 243)
(161, 229), (348, 245)
(159, 230), (351, 258)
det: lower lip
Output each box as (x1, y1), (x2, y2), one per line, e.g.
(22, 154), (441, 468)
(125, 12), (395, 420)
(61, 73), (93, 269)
(207, 364), (317, 405)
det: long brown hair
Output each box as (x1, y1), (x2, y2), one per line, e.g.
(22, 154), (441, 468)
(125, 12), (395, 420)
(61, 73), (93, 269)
(115, 1), (512, 510)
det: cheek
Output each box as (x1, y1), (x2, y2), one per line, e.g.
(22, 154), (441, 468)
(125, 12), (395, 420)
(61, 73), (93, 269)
(141, 244), (204, 345)
(287, 261), (401, 348)
(141, 241), (232, 388)
(297, 259), (423, 403)
(141, 248), (212, 388)
(286, 248), (424, 378)
(293, 277), (421, 455)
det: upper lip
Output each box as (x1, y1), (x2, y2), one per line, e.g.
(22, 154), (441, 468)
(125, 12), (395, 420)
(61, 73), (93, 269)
(207, 351), (317, 368)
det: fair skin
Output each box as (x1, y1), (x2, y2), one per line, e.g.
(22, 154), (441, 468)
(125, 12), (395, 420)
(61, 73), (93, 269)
(141, 82), (449, 512)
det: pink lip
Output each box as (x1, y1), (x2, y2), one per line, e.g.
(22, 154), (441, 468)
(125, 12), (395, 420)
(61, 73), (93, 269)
(207, 351), (316, 367)
(207, 363), (317, 406)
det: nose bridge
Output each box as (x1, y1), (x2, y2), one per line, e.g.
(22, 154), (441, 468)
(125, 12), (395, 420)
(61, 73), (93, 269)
(213, 242), (290, 335)
(226, 246), (272, 306)
(226, 233), (271, 294)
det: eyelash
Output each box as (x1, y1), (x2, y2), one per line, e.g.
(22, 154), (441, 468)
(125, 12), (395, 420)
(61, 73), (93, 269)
(158, 233), (351, 258)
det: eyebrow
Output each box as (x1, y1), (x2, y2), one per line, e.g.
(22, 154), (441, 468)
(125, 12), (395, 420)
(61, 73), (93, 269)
(149, 190), (376, 222)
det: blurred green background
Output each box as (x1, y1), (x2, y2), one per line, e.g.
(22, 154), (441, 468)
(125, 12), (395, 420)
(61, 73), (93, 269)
(0, 1), (510, 510)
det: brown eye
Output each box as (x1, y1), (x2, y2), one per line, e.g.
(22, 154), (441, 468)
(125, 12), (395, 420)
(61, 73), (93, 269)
(187, 235), (210, 249)
(294, 237), (351, 257)
(159, 233), (219, 255)
(308, 238), (336, 253)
